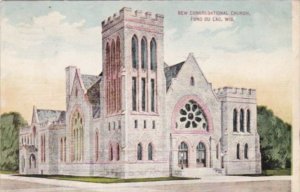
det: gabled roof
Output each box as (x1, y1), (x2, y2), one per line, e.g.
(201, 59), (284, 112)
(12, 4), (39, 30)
(36, 109), (65, 124)
(81, 74), (101, 90)
(164, 61), (185, 90)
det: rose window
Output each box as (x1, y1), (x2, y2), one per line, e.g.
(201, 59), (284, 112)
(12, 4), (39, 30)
(178, 100), (208, 130)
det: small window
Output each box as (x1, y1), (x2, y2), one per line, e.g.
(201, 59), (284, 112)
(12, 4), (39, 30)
(110, 144), (113, 161)
(144, 120), (147, 129)
(148, 143), (153, 160)
(216, 144), (219, 159)
(137, 143), (143, 160)
(116, 143), (120, 161)
(190, 77), (195, 86)
(152, 121), (156, 129)
(244, 144), (248, 159)
(113, 122), (116, 130)
(134, 120), (138, 128)
(118, 120), (121, 129)
(237, 144), (240, 159)
(108, 123), (111, 131)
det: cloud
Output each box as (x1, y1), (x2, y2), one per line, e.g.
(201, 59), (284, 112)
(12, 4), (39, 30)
(1, 11), (102, 122)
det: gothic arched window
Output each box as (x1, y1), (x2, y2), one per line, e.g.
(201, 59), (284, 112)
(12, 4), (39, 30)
(116, 143), (120, 161)
(137, 143), (142, 160)
(237, 143), (240, 159)
(116, 37), (121, 111)
(132, 35), (138, 69)
(71, 111), (84, 162)
(247, 109), (251, 132)
(141, 37), (147, 69)
(148, 143), (153, 160)
(244, 143), (248, 159)
(95, 131), (99, 161)
(109, 144), (113, 161)
(150, 38), (157, 71)
(240, 109), (244, 132)
(233, 109), (238, 132)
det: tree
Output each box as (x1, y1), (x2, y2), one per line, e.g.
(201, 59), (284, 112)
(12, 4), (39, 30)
(0, 112), (28, 171)
(257, 106), (291, 169)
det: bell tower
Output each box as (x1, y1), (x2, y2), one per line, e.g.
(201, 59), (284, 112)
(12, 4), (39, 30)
(101, 7), (168, 178)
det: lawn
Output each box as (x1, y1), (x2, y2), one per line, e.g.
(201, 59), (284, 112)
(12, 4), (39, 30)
(21, 175), (195, 183)
(262, 169), (291, 176)
(0, 170), (18, 174)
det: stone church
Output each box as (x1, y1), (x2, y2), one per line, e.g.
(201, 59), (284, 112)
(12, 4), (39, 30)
(19, 7), (262, 178)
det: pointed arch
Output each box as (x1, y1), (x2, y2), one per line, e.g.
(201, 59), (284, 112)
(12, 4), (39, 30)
(95, 131), (99, 161)
(150, 38), (157, 71)
(141, 37), (148, 69)
(196, 142), (206, 167)
(116, 36), (121, 111)
(137, 143), (143, 160)
(132, 35), (138, 69)
(71, 110), (84, 162)
(105, 42), (111, 114)
(116, 143), (120, 161)
(109, 144), (113, 161)
(148, 143), (153, 160)
(240, 108), (244, 132)
(244, 143), (248, 159)
(237, 143), (240, 159)
(178, 141), (188, 168)
(233, 108), (238, 132)
(247, 109), (251, 132)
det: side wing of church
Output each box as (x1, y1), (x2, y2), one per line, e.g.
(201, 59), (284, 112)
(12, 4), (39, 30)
(19, 7), (261, 178)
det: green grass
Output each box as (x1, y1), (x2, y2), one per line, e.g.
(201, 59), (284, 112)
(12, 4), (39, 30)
(262, 169), (291, 176)
(0, 170), (18, 174)
(21, 175), (194, 183)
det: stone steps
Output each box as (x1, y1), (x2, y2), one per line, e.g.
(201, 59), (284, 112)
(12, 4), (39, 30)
(175, 168), (224, 178)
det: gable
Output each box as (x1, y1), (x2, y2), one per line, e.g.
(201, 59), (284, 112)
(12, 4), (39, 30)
(166, 53), (211, 92)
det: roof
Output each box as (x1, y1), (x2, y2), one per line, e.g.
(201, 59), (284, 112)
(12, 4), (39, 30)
(164, 61), (185, 90)
(36, 109), (66, 124)
(81, 74), (101, 90)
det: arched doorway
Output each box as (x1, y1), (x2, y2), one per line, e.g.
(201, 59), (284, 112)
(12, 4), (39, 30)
(29, 154), (36, 169)
(178, 142), (188, 168)
(196, 142), (206, 167)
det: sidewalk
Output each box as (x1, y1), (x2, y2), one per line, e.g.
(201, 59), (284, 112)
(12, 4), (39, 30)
(0, 174), (291, 190)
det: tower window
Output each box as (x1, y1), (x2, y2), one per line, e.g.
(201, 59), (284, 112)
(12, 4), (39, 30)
(244, 143), (248, 159)
(151, 79), (155, 112)
(152, 120), (156, 129)
(132, 77), (137, 111)
(237, 143), (240, 159)
(247, 109), (251, 132)
(137, 143), (143, 160)
(134, 120), (138, 129)
(144, 120), (147, 129)
(150, 38), (157, 71)
(233, 109), (238, 132)
(148, 143), (153, 160)
(141, 37), (148, 69)
(240, 109), (244, 132)
(142, 78), (146, 111)
(132, 35), (138, 69)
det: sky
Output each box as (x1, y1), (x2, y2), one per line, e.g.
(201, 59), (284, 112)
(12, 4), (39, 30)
(0, 1), (292, 124)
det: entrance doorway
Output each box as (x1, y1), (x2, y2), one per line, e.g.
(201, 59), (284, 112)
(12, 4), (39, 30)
(196, 142), (206, 167)
(178, 142), (188, 168)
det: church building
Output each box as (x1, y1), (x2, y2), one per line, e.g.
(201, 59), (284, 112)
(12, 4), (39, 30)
(19, 7), (262, 178)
